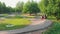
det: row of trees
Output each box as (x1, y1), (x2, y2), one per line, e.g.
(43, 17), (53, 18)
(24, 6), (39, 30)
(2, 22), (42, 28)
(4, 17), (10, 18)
(0, 0), (40, 16)
(0, 2), (15, 14)
(0, 0), (60, 19)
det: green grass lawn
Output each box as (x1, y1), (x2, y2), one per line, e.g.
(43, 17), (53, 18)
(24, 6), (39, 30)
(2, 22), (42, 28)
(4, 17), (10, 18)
(0, 18), (30, 30)
(43, 16), (60, 34)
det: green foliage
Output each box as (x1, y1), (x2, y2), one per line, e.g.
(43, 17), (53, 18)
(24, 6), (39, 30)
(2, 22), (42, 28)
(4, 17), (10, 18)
(23, 1), (31, 13)
(0, 2), (6, 13)
(23, 0), (40, 15)
(15, 1), (24, 14)
(39, 0), (48, 13)
(0, 1), (40, 15)
(39, 0), (60, 19)
(43, 20), (60, 34)
(0, 2), (15, 14)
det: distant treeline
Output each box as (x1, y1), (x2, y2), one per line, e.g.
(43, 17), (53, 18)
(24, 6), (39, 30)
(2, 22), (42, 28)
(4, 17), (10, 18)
(0, 0), (40, 15)
(0, 0), (60, 19)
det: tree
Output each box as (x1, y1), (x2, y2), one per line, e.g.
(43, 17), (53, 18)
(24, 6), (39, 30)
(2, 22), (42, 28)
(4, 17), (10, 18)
(23, 0), (40, 16)
(15, 1), (24, 14)
(2, 2), (7, 13)
(39, 0), (60, 20)
(0, 2), (10, 14)
(0, 2), (3, 14)
(39, 0), (48, 13)
(0, 2), (16, 14)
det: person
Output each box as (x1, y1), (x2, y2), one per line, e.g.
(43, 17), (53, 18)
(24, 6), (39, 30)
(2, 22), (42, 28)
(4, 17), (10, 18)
(44, 15), (47, 19)
(41, 15), (45, 20)
(41, 14), (47, 20)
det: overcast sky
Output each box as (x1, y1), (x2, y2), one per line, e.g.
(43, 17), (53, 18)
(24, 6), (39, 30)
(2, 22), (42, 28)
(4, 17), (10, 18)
(0, 0), (41, 8)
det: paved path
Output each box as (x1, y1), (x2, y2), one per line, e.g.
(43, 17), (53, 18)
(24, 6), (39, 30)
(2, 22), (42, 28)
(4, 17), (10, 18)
(0, 19), (52, 34)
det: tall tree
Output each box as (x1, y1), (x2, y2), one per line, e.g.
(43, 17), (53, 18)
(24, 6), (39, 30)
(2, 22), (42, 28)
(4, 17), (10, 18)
(23, 0), (40, 15)
(15, 1), (24, 14)
(0, 2), (3, 14)
(0, 2), (16, 14)
(39, 0), (60, 20)
(2, 2), (7, 13)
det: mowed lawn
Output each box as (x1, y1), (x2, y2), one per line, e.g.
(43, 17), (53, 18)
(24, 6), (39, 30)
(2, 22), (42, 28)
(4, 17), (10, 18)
(0, 18), (31, 30)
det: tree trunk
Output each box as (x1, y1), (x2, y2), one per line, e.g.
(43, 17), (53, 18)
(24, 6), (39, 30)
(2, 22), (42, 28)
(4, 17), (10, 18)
(35, 13), (37, 16)
(30, 13), (31, 16)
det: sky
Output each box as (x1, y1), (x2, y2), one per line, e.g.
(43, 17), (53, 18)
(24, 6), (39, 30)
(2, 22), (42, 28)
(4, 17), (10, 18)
(0, 0), (41, 8)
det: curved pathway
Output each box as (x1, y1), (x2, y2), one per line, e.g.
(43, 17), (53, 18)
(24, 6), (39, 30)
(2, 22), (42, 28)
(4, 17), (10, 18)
(0, 19), (52, 34)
